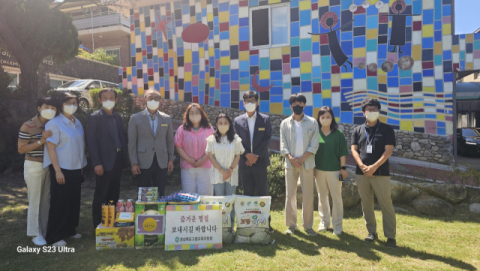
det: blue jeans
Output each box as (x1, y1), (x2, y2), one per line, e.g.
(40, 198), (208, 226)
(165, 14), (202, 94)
(213, 182), (236, 228)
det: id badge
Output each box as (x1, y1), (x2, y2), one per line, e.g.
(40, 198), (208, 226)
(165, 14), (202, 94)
(366, 144), (373, 153)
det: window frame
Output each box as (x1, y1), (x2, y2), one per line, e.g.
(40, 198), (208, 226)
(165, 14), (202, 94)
(104, 47), (121, 62)
(249, 3), (291, 50)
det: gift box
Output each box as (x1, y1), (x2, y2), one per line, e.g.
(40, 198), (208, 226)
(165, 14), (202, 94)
(134, 201), (166, 249)
(95, 225), (135, 250)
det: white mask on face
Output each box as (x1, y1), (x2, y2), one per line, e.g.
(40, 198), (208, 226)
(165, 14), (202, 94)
(102, 100), (115, 110)
(218, 125), (229, 134)
(146, 100), (160, 111)
(63, 105), (77, 115)
(320, 118), (332, 127)
(365, 112), (380, 122)
(245, 102), (256, 113)
(40, 109), (56, 120)
(189, 114), (201, 124)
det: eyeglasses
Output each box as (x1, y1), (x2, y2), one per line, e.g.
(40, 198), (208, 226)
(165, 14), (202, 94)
(145, 96), (161, 101)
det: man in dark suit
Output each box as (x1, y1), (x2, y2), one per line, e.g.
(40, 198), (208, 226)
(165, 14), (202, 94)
(128, 89), (174, 196)
(233, 90), (273, 232)
(87, 88), (129, 228)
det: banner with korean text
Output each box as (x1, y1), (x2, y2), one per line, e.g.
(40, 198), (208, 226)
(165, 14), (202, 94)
(165, 204), (222, 251)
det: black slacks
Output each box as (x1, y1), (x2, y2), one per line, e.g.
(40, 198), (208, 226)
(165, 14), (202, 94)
(92, 151), (123, 228)
(240, 165), (272, 229)
(240, 166), (269, 196)
(137, 154), (167, 197)
(46, 165), (82, 244)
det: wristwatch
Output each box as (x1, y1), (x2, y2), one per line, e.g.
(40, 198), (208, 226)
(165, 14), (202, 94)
(341, 166), (347, 170)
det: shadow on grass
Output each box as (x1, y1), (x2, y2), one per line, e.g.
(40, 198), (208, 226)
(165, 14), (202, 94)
(327, 232), (477, 271)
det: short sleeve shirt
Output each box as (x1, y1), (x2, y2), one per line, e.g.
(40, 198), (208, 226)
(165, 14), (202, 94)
(19, 115), (45, 163)
(351, 121), (396, 176)
(43, 114), (87, 170)
(315, 129), (349, 171)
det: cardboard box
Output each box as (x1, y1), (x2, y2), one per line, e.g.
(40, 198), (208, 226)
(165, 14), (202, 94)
(135, 201), (166, 249)
(95, 225), (135, 250)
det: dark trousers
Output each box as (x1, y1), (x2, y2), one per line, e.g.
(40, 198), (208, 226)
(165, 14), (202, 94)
(46, 166), (82, 244)
(137, 154), (167, 197)
(92, 151), (123, 228)
(240, 166), (272, 229)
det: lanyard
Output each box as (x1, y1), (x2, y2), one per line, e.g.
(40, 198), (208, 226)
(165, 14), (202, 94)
(364, 123), (380, 146)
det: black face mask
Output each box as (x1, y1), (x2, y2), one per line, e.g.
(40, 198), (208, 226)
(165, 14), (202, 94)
(292, 105), (304, 115)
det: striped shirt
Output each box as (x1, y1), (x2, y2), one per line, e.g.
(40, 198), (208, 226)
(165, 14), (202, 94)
(19, 115), (45, 163)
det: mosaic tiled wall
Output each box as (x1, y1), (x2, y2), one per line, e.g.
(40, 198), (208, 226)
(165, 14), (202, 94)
(119, 0), (480, 135)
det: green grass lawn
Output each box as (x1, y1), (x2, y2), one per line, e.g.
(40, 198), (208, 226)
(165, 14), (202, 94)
(1, 177), (479, 271)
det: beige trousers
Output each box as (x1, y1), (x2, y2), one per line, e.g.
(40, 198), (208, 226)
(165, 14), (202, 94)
(24, 160), (50, 237)
(315, 170), (343, 234)
(285, 166), (314, 230)
(355, 174), (396, 239)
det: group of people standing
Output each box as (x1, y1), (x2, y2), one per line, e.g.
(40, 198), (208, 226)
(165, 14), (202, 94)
(20, 87), (397, 249)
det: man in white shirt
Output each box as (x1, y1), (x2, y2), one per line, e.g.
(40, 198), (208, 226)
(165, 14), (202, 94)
(233, 91), (273, 232)
(280, 94), (319, 236)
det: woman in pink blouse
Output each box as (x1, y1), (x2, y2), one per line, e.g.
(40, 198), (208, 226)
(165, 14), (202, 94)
(174, 103), (214, 195)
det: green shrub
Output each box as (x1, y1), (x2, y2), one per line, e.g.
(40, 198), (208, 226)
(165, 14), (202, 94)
(267, 154), (286, 199)
(78, 48), (120, 66)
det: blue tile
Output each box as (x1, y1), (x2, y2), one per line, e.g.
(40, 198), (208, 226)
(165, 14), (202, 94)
(387, 77), (399, 87)
(300, 10), (311, 26)
(291, 58), (300, 68)
(291, 22), (300, 37)
(301, 81), (312, 92)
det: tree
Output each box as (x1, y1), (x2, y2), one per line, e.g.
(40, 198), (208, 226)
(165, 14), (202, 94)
(0, 0), (80, 97)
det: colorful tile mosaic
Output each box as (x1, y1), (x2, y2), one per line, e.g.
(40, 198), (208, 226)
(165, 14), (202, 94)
(119, 0), (480, 136)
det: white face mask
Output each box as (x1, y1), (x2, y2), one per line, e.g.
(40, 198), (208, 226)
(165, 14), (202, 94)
(244, 102), (256, 113)
(40, 109), (56, 120)
(218, 125), (229, 134)
(320, 118), (332, 127)
(365, 112), (380, 122)
(102, 100), (115, 110)
(63, 105), (77, 115)
(189, 114), (201, 124)
(146, 100), (160, 111)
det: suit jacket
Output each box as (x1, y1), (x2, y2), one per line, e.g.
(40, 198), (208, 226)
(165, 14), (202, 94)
(87, 108), (129, 172)
(128, 109), (175, 169)
(233, 112), (272, 168)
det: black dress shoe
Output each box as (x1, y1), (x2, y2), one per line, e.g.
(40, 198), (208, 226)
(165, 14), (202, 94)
(364, 233), (378, 242)
(386, 238), (397, 248)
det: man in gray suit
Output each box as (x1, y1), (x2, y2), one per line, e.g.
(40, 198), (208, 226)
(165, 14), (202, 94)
(128, 89), (174, 196)
(233, 90), (273, 232)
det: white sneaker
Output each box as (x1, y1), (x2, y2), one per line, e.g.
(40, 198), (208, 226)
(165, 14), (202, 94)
(333, 231), (343, 236)
(32, 236), (47, 246)
(317, 225), (328, 232)
(52, 240), (67, 247)
(70, 233), (82, 239)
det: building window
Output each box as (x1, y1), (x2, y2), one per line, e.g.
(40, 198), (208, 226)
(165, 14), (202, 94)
(249, 4), (290, 49)
(7, 72), (18, 88)
(50, 79), (63, 88)
(105, 48), (121, 63)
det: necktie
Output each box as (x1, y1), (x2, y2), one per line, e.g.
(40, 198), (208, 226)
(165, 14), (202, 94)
(150, 114), (156, 136)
